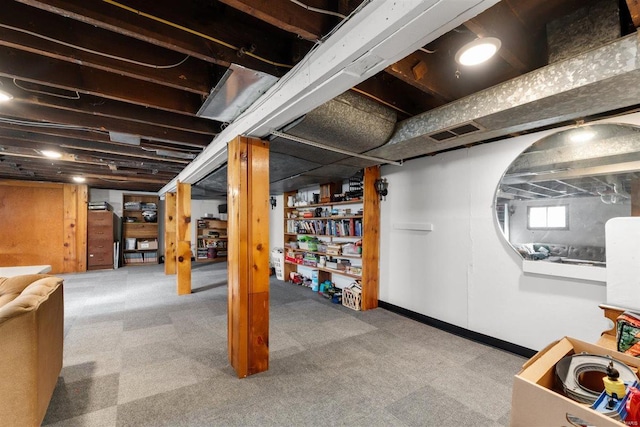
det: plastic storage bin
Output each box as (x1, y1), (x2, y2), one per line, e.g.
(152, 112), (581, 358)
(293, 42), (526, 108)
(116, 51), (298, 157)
(272, 248), (284, 280)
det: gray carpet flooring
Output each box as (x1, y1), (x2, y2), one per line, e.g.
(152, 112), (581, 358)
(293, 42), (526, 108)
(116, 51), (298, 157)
(43, 262), (525, 426)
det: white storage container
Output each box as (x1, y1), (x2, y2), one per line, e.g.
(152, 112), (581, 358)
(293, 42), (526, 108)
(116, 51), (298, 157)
(271, 248), (284, 280)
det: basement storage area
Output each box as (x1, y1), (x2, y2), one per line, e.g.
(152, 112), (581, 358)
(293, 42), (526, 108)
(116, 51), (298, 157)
(280, 173), (380, 311)
(6, 0), (640, 425)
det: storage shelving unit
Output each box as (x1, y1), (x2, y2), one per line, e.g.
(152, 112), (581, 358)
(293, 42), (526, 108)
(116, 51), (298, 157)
(282, 173), (380, 310)
(122, 194), (159, 265)
(196, 218), (228, 263)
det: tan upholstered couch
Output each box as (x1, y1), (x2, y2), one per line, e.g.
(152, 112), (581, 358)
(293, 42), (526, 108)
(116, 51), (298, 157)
(0, 274), (64, 427)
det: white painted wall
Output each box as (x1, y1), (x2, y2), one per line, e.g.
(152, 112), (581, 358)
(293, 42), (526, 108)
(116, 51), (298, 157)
(377, 121), (631, 351)
(269, 194), (284, 257)
(607, 217), (640, 310)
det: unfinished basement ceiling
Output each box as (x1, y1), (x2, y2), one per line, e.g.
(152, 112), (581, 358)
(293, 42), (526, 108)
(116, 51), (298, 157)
(193, 90), (396, 198)
(0, 0), (639, 193)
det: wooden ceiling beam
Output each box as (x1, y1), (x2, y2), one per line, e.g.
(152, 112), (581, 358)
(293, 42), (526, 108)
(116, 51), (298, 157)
(0, 103), (212, 147)
(0, 46), (204, 116)
(626, 0), (640, 28)
(0, 156), (175, 182)
(14, 0), (298, 75)
(353, 73), (443, 118)
(0, 133), (190, 166)
(1, 79), (219, 136)
(218, 0), (336, 40)
(382, 0), (546, 107)
(0, 162), (164, 191)
(0, 121), (115, 145)
(385, 52), (457, 103)
(0, 142), (182, 176)
(0, 2), (215, 96)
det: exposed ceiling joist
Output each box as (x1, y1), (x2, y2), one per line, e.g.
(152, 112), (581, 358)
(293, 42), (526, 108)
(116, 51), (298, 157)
(14, 0), (301, 74)
(217, 0), (337, 41)
(626, 0), (640, 27)
(0, 47), (204, 115)
(386, 53), (456, 103)
(0, 2), (215, 95)
(0, 103), (212, 147)
(0, 0), (636, 193)
(162, 0), (500, 192)
(5, 90), (218, 137)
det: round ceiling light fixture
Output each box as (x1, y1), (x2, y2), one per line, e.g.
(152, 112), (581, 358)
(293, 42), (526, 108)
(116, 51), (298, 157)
(72, 176), (86, 183)
(455, 37), (502, 66)
(41, 150), (62, 159)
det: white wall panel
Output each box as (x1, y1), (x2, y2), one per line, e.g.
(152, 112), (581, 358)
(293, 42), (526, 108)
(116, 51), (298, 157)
(379, 113), (640, 350)
(606, 217), (640, 310)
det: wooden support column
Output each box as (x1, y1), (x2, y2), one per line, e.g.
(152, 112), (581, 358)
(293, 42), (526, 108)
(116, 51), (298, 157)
(63, 184), (88, 273)
(227, 135), (270, 378)
(176, 182), (192, 295)
(361, 166), (381, 310)
(164, 192), (177, 275)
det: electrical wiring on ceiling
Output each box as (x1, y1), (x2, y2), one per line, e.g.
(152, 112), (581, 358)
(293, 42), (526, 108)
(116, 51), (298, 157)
(13, 78), (80, 100)
(0, 116), (103, 131)
(221, 0), (373, 133)
(101, 0), (293, 69)
(288, 0), (346, 19)
(0, 23), (191, 69)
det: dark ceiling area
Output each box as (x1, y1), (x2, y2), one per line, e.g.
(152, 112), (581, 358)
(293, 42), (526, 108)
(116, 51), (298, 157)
(0, 0), (638, 195)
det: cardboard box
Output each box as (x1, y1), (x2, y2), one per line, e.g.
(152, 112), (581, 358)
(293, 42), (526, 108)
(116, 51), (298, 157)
(511, 336), (640, 427)
(137, 239), (158, 250)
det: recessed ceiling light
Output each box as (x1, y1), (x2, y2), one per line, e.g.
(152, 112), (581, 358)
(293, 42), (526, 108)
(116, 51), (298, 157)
(72, 176), (86, 183)
(0, 89), (13, 102)
(41, 150), (62, 159)
(455, 37), (501, 66)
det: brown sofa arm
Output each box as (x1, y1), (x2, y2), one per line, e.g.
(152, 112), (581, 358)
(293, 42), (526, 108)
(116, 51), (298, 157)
(0, 274), (64, 427)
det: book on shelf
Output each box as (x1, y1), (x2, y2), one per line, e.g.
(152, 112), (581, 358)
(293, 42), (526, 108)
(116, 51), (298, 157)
(143, 252), (158, 263)
(124, 252), (144, 264)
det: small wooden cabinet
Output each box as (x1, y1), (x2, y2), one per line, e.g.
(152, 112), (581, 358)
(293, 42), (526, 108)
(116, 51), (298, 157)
(196, 218), (228, 263)
(87, 210), (117, 270)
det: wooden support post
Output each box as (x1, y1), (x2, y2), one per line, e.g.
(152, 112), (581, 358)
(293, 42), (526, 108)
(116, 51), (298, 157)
(176, 182), (191, 295)
(227, 135), (270, 378)
(361, 166), (381, 310)
(164, 192), (177, 275)
(63, 183), (88, 273)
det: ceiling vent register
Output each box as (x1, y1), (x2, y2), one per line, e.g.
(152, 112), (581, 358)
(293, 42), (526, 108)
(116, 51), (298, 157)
(426, 121), (484, 142)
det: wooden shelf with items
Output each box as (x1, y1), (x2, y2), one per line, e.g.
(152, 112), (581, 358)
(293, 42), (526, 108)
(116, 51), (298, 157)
(281, 168), (380, 310)
(122, 193), (159, 266)
(196, 218), (228, 263)
(284, 260), (363, 279)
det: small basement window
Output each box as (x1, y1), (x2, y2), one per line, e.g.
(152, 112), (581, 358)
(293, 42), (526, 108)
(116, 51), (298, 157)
(528, 205), (568, 230)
